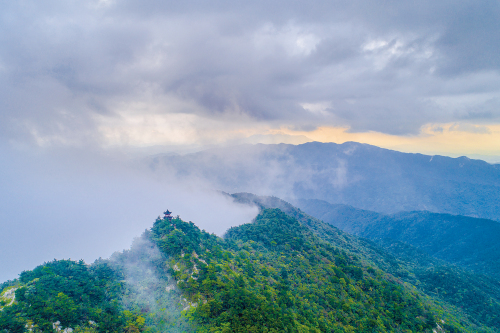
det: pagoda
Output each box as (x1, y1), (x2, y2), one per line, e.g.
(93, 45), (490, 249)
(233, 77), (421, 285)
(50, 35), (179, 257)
(163, 210), (173, 221)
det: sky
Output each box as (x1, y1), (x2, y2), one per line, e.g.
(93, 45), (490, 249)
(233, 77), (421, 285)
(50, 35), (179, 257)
(1, 0), (500, 281)
(0, 0), (499, 158)
(0, 145), (259, 281)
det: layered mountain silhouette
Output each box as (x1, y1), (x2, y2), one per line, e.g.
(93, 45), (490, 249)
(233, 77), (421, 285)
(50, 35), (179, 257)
(296, 198), (500, 281)
(3, 140), (500, 332)
(150, 141), (500, 221)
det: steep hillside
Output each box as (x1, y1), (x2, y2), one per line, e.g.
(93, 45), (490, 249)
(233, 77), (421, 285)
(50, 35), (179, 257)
(0, 235), (194, 333)
(3, 201), (500, 332)
(150, 208), (440, 332)
(297, 199), (500, 280)
(149, 142), (500, 220)
(0, 260), (130, 332)
(230, 193), (500, 332)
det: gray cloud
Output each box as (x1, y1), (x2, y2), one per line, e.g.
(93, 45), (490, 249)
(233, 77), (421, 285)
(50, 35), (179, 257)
(2, 0), (500, 283)
(0, 0), (499, 142)
(0, 144), (258, 282)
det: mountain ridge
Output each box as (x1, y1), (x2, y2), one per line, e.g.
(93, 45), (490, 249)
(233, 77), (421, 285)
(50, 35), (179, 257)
(296, 198), (500, 280)
(2, 193), (500, 332)
(150, 141), (500, 221)
(230, 192), (500, 331)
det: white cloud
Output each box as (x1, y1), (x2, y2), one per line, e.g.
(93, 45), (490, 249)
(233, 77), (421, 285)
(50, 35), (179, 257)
(0, 0), (499, 146)
(300, 101), (332, 116)
(252, 23), (321, 58)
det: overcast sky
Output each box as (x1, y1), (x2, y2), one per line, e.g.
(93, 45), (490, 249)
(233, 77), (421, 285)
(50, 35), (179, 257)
(1, 0), (499, 155)
(1, 0), (500, 281)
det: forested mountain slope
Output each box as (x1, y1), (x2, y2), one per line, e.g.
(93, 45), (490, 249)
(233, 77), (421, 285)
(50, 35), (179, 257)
(149, 142), (500, 220)
(297, 199), (500, 280)
(2, 200), (500, 332)
(0, 235), (194, 333)
(230, 192), (500, 332)
(150, 208), (440, 332)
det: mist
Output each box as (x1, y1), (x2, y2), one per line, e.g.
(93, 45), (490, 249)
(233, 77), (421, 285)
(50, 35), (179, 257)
(108, 234), (193, 331)
(148, 143), (352, 203)
(0, 144), (258, 283)
(147, 141), (500, 221)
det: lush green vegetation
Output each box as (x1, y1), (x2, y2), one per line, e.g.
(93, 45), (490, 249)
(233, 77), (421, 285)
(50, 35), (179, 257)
(107, 233), (195, 333)
(233, 193), (500, 332)
(377, 239), (500, 331)
(3, 194), (499, 333)
(0, 259), (130, 332)
(151, 208), (438, 332)
(297, 199), (500, 280)
(0, 238), (194, 333)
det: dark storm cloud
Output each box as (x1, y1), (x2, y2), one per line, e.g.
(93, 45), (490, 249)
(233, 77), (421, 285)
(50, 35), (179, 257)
(0, 0), (499, 143)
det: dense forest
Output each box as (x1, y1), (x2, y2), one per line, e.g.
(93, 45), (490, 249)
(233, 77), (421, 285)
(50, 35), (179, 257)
(230, 193), (500, 332)
(151, 208), (437, 332)
(296, 199), (500, 280)
(0, 236), (193, 333)
(2, 197), (500, 332)
(0, 259), (130, 332)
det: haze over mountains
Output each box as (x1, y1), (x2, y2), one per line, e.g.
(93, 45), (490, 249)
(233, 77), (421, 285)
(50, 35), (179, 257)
(296, 199), (500, 280)
(4, 191), (500, 332)
(2, 0), (500, 330)
(3, 141), (500, 332)
(150, 141), (500, 221)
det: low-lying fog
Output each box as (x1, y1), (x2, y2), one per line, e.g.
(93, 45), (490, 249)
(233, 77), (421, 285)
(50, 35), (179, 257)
(0, 144), (258, 282)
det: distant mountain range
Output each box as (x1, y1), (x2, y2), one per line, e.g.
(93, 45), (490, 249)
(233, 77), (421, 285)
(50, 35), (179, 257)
(4, 140), (500, 332)
(149, 141), (500, 221)
(296, 199), (500, 281)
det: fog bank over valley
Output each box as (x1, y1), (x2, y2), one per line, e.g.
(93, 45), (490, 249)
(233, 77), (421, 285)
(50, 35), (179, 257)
(149, 141), (500, 220)
(0, 145), (258, 282)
